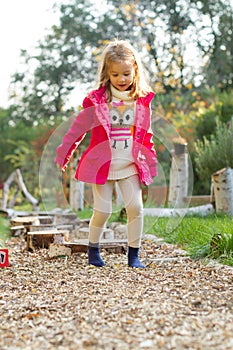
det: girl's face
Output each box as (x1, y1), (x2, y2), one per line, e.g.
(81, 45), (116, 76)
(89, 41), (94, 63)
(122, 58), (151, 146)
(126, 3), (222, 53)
(108, 61), (135, 91)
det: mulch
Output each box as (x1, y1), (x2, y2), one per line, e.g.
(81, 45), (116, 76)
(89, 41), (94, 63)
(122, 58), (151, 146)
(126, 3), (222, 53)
(1, 234), (233, 350)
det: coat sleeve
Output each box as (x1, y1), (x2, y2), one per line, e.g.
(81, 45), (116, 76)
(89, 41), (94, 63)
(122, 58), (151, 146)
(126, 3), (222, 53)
(141, 95), (157, 178)
(55, 107), (93, 170)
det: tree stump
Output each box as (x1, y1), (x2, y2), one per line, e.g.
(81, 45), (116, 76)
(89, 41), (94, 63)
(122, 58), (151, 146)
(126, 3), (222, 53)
(27, 230), (70, 251)
(212, 167), (233, 215)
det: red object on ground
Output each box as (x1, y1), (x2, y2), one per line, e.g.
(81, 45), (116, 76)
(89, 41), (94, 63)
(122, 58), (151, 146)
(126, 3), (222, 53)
(0, 249), (9, 268)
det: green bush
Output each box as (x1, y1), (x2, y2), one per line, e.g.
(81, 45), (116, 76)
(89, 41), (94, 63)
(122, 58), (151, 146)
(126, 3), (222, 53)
(194, 120), (233, 191)
(195, 90), (233, 140)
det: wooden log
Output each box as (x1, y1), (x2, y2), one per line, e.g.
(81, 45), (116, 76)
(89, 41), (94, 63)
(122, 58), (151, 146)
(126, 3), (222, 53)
(183, 195), (211, 206)
(2, 169), (39, 211)
(53, 213), (78, 226)
(108, 222), (127, 239)
(27, 230), (70, 251)
(77, 227), (89, 239)
(56, 224), (74, 232)
(2, 171), (15, 210)
(38, 216), (54, 225)
(79, 218), (90, 227)
(15, 169), (39, 211)
(212, 167), (233, 215)
(0, 209), (33, 219)
(8, 188), (19, 208)
(48, 244), (72, 258)
(0, 208), (15, 218)
(29, 224), (56, 232)
(103, 229), (115, 240)
(61, 239), (128, 254)
(11, 216), (40, 239)
(143, 204), (214, 217)
(10, 225), (25, 237)
(10, 216), (40, 227)
(77, 227), (114, 240)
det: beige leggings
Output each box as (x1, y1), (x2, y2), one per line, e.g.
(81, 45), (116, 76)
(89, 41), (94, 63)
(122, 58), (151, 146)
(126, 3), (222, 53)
(89, 174), (143, 248)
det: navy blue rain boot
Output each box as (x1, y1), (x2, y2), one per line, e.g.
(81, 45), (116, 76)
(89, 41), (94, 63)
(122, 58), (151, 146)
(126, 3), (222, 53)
(128, 246), (145, 268)
(88, 244), (105, 267)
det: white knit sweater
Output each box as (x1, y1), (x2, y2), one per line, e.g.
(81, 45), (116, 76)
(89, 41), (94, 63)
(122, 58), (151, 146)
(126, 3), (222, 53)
(107, 85), (138, 180)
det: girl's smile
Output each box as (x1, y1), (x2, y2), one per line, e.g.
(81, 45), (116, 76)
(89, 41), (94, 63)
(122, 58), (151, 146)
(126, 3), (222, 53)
(109, 61), (135, 91)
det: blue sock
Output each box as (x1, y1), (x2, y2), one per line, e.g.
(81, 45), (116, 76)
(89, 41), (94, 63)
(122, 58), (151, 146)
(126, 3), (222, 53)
(88, 243), (105, 267)
(128, 246), (145, 268)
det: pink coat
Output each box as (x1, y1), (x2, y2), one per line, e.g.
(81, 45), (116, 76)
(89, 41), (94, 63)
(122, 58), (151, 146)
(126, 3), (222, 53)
(55, 86), (157, 186)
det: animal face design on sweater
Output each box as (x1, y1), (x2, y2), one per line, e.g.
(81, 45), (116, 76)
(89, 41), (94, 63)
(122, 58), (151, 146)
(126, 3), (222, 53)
(109, 101), (135, 149)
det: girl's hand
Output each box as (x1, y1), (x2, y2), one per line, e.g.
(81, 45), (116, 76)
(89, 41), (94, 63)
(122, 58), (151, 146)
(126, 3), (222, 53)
(56, 163), (66, 172)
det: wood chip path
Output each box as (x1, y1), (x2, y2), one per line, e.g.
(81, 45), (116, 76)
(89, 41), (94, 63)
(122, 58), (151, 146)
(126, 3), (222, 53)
(1, 235), (233, 350)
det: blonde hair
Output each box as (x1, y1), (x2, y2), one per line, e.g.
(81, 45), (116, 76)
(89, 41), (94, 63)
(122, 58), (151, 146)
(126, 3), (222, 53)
(97, 39), (152, 102)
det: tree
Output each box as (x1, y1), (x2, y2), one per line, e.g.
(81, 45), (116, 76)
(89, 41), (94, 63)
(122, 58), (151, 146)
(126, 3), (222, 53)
(190, 0), (233, 89)
(0, 108), (13, 182)
(9, 0), (109, 123)
(8, 0), (233, 125)
(206, 8), (233, 89)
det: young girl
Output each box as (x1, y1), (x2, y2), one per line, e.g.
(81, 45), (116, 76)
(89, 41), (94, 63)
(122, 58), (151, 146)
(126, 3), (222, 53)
(55, 39), (157, 268)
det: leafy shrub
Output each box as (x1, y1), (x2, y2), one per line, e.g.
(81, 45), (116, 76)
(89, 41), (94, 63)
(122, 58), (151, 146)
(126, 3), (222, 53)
(194, 119), (233, 191)
(195, 90), (233, 140)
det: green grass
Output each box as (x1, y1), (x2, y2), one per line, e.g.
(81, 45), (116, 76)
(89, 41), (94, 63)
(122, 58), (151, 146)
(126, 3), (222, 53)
(144, 214), (233, 266)
(0, 217), (10, 247)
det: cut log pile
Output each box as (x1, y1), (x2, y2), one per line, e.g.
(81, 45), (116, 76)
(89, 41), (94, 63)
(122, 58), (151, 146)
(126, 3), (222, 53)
(8, 211), (127, 257)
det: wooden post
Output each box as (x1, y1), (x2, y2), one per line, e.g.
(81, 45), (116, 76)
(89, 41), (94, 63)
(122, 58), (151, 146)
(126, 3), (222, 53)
(168, 139), (189, 208)
(212, 167), (233, 215)
(69, 155), (84, 211)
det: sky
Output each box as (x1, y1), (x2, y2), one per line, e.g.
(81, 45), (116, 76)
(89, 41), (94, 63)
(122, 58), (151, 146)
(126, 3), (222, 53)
(0, 0), (60, 108)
